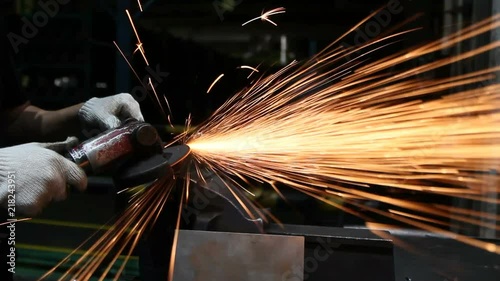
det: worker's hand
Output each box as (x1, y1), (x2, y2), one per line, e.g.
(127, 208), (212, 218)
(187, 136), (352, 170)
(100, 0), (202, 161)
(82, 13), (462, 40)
(0, 137), (87, 216)
(79, 93), (144, 131)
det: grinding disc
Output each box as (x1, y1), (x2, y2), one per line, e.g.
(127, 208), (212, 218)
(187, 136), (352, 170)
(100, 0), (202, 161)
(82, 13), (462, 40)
(163, 144), (191, 167)
(113, 144), (191, 188)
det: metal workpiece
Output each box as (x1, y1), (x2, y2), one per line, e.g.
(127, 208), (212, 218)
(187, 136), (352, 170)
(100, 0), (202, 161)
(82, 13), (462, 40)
(266, 224), (393, 247)
(172, 230), (304, 281)
(264, 224), (395, 281)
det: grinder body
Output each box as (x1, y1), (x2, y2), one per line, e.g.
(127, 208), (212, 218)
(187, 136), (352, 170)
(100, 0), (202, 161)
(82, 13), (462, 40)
(66, 119), (190, 189)
(66, 119), (162, 175)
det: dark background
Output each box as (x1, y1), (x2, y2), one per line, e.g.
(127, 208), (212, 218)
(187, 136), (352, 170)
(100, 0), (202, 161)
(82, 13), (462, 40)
(2, 0), (495, 125)
(3, 0), (486, 124)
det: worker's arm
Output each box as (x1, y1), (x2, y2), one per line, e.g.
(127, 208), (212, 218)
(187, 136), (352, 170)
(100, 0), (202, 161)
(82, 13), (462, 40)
(5, 101), (83, 143)
(4, 93), (144, 144)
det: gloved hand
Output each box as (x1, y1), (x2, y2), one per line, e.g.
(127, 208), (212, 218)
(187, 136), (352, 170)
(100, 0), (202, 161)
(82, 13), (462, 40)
(0, 137), (87, 216)
(79, 93), (144, 131)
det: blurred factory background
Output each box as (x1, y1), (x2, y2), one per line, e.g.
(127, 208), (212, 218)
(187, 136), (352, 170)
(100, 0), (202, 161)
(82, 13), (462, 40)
(7, 0), (496, 123)
(1, 0), (498, 280)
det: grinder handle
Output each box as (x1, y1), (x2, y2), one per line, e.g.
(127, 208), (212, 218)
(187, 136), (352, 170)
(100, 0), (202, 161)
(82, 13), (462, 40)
(65, 120), (162, 176)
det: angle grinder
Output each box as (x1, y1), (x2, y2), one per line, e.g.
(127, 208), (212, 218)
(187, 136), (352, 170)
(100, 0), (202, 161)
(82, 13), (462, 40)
(65, 118), (190, 189)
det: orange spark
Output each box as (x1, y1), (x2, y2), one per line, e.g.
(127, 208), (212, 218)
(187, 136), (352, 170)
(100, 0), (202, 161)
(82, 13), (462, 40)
(388, 209), (450, 228)
(167, 114), (175, 128)
(242, 7), (286, 26)
(238, 65), (260, 78)
(147, 77), (173, 124)
(113, 41), (170, 123)
(39, 12), (500, 281)
(137, 0), (143, 12)
(187, 15), (500, 253)
(126, 9), (149, 65)
(207, 73), (225, 93)
(168, 177), (187, 281)
(39, 177), (175, 280)
(238, 65), (259, 72)
(113, 41), (144, 84)
(0, 218), (31, 226)
(358, 200), (499, 253)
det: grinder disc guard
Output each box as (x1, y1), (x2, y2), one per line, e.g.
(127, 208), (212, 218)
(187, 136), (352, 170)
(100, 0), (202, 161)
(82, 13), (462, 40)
(113, 144), (190, 188)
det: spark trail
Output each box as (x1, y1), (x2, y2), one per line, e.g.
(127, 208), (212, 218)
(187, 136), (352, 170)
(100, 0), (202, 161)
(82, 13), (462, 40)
(186, 14), (500, 253)
(0, 218), (31, 226)
(38, 11), (499, 281)
(38, 177), (175, 281)
(242, 7), (286, 26)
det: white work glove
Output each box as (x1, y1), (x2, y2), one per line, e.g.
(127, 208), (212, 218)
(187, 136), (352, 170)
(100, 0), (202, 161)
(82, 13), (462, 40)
(79, 93), (144, 131)
(0, 137), (87, 216)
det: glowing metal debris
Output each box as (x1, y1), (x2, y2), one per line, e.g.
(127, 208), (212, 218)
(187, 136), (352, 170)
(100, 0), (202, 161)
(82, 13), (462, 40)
(242, 7), (286, 26)
(40, 10), (500, 281)
(0, 218), (31, 226)
(207, 73), (225, 93)
(238, 65), (260, 78)
(38, 177), (175, 281)
(126, 9), (148, 65)
(187, 15), (500, 253)
(115, 12), (173, 125)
